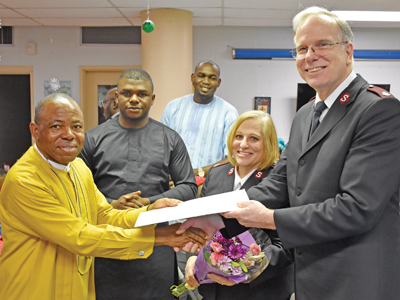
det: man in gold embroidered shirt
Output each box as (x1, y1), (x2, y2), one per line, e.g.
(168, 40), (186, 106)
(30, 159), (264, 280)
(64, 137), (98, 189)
(0, 93), (207, 300)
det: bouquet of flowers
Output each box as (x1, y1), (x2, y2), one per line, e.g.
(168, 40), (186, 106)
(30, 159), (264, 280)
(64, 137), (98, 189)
(171, 228), (272, 296)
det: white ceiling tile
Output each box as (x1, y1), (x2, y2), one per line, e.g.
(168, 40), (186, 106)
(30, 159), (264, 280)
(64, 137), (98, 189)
(126, 17), (142, 26)
(224, 8), (297, 19)
(0, 8), (25, 17)
(224, 0), (299, 10)
(224, 18), (292, 27)
(330, 0), (400, 11)
(193, 17), (222, 26)
(0, 0), (112, 8)
(38, 17), (131, 26)
(118, 8), (145, 18)
(108, 0), (146, 9)
(297, 0), (340, 11)
(190, 8), (222, 18)
(0, 17), (42, 26)
(111, 0), (222, 8)
(15, 8), (123, 18)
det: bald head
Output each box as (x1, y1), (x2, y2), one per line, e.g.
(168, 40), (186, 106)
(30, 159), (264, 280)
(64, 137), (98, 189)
(35, 93), (81, 125)
(194, 60), (221, 77)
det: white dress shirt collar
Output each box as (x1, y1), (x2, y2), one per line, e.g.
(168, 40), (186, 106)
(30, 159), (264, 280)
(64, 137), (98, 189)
(35, 143), (70, 171)
(315, 71), (357, 121)
(234, 167), (257, 191)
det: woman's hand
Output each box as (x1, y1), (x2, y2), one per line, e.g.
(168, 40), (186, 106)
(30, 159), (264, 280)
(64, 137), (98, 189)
(185, 256), (200, 287)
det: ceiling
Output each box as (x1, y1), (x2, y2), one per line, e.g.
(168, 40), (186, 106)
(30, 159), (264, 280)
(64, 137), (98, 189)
(0, 0), (399, 28)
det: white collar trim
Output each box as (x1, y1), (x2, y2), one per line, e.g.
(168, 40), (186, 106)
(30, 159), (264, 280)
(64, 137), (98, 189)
(35, 144), (70, 171)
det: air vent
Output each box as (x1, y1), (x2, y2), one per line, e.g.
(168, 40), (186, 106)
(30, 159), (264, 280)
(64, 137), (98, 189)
(82, 27), (141, 45)
(0, 26), (13, 45)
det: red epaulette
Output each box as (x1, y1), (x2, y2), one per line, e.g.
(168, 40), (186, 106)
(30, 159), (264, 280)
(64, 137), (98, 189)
(308, 96), (316, 103)
(367, 85), (392, 98)
(212, 161), (230, 168)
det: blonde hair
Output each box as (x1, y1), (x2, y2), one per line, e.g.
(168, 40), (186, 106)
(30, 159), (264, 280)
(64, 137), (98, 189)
(227, 111), (279, 170)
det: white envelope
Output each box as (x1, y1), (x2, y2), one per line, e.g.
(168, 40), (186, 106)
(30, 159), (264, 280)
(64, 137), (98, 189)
(134, 189), (248, 227)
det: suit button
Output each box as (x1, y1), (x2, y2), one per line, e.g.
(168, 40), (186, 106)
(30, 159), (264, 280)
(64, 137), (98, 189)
(296, 248), (302, 255)
(296, 188), (301, 196)
(299, 159), (305, 166)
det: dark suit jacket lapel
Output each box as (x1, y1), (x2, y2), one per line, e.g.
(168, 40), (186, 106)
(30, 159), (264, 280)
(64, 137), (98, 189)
(302, 75), (367, 156)
(240, 167), (272, 191)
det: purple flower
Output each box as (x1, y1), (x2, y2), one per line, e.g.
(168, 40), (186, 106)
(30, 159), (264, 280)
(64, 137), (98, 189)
(231, 266), (243, 276)
(234, 236), (243, 245)
(228, 244), (247, 260)
(217, 256), (232, 272)
(216, 235), (228, 244)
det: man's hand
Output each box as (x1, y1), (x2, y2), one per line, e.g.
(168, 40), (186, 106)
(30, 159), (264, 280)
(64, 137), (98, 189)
(110, 191), (150, 210)
(185, 256), (200, 287)
(155, 223), (207, 249)
(174, 214), (225, 253)
(169, 175), (175, 189)
(147, 198), (181, 211)
(222, 200), (276, 230)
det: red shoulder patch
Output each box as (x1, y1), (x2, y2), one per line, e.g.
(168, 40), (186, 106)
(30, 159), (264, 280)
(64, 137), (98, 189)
(228, 168), (234, 176)
(367, 85), (392, 98)
(254, 171), (264, 179)
(339, 93), (351, 104)
(212, 161), (230, 168)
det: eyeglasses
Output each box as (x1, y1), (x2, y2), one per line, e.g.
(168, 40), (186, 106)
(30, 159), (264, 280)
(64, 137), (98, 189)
(290, 41), (348, 59)
(100, 98), (114, 107)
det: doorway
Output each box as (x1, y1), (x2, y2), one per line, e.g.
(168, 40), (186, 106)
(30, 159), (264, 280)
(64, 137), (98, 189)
(0, 66), (34, 168)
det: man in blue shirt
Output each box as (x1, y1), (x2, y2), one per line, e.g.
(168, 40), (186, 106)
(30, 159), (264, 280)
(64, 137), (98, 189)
(160, 60), (238, 178)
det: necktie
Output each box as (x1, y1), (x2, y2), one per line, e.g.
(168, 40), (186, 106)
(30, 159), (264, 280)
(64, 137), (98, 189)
(309, 101), (327, 140)
(235, 182), (241, 191)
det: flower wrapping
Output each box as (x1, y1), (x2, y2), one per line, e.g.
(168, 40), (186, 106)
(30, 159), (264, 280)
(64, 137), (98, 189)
(193, 228), (272, 285)
(171, 228), (272, 296)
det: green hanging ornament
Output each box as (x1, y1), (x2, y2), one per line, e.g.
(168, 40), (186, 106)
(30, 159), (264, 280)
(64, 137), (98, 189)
(142, 20), (155, 33)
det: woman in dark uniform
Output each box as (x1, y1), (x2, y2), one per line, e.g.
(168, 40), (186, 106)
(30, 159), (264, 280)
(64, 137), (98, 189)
(185, 110), (294, 300)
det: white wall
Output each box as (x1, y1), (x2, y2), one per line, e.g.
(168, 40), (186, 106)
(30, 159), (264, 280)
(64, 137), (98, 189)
(193, 26), (400, 142)
(1, 25), (400, 142)
(0, 26), (141, 106)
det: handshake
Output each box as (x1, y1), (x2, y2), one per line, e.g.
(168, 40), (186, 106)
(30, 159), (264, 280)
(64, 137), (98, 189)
(149, 198), (225, 252)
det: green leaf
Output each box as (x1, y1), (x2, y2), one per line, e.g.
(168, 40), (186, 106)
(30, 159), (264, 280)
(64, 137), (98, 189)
(240, 262), (248, 273)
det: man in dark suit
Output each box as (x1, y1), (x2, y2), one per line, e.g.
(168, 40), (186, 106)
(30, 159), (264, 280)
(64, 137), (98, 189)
(179, 6), (400, 300)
